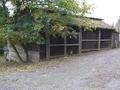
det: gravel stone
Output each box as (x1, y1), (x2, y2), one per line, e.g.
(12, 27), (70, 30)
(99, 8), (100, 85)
(0, 49), (120, 90)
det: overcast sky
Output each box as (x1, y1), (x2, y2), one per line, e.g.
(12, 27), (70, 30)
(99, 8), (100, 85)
(85, 0), (120, 25)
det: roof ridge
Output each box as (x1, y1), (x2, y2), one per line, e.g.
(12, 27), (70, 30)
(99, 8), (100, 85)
(75, 15), (103, 21)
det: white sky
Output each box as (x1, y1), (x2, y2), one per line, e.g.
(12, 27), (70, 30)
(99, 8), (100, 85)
(85, 0), (120, 25)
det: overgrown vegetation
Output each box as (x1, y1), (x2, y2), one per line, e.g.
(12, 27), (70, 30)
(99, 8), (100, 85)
(0, 0), (93, 63)
(0, 56), (69, 72)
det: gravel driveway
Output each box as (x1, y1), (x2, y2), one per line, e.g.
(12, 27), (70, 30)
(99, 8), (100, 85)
(0, 49), (120, 90)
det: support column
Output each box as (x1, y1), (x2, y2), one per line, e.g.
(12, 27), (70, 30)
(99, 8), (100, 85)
(117, 33), (119, 48)
(111, 32), (114, 48)
(39, 45), (41, 61)
(98, 29), (101, 50)
(46, 34), (50, 59)
(78, 27), (82, 55)
(64, 36), (67, 57)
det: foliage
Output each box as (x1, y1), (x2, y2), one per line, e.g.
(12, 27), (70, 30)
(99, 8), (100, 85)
(0, 0), (94, 62)
(0, 0), (92, 45)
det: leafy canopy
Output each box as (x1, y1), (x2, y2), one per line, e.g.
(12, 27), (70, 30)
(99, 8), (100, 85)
(0, 0), (92, 44)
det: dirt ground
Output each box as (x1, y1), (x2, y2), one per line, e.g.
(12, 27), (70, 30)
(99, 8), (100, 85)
(0, 49), (120, 90)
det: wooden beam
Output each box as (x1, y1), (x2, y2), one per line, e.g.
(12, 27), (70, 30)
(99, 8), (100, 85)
(101, 39), (112, 41)
(64, 36), (67, 56)
(82, 39), (112, 42)
(50, 44), (64, 46)
(81, 49), (99, 52)
(116, 33), (119, 48)
(46, 35), (50, 59)
(98, 29), (101, 50)
(78, 27), (82, 55)
(50, 44), (79, 46)
(111, 32), (114, 48)
(39, 45), (41, 61)
(82, 39), (98, 41)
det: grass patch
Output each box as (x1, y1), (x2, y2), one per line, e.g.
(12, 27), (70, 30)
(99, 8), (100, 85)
(0, 57), (37, 72)
(0, 56), (64, 73)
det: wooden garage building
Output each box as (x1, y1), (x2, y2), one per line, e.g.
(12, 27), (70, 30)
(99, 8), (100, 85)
(27, 17), (119, 61)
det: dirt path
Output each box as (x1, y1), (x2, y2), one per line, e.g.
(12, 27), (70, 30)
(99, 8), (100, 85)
(0, 49), (120, 90)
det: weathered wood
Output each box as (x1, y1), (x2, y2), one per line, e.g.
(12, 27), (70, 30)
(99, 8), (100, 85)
(81, 49), (99, 52)
(50, 44), (64, 46)
(111, 32), (119, 48)
(82, 39), (98, 41)
(64, 36), (67, 56)
(78, 27), (82, 55)
(98, 29), (101, 50)
(101, 39), (112, 41)
(39, 45), (41, 61)
(116, 32), (119, 48)
(46, 35), (50, 59)
(44, 28), (117, 59)
(50, 55), (64, 59)
(100, 48), (112, 50)
(111, 32), (114, 48)
(50, 44), (79, 46)
(82, 39), (111, 42)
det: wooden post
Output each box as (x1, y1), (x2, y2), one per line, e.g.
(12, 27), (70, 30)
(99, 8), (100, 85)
(98, 29), (101, 50)
(111, 32), (114, 48)
(117, 33), (119, 48)
(78, 27), (82, 55)
(46, 34), (50, 59)
(64, 36), (67, 57)
(39, 44), (41, 61)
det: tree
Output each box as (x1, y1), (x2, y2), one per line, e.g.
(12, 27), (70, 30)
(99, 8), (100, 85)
(0, 0), (92, 63)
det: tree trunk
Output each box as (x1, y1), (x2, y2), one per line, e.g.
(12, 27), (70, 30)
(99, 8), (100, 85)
(5, 41), (28, 63)
(10, 42), (25, 63)
(22, 44), (32, 63)
(5, 42), (40, 63)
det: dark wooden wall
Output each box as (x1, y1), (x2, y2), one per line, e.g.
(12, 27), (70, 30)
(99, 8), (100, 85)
(112, 32), (119, 48)
(26, 28), (119, 60)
